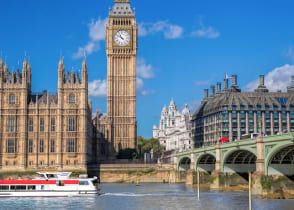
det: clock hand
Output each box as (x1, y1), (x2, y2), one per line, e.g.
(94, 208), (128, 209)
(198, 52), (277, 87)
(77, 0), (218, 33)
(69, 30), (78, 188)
(120, 35), (124, 40)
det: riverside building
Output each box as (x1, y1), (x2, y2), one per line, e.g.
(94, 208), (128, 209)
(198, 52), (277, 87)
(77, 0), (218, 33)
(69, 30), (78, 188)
(192, 75), (294, 147)
(153, 99), (193, 152)
(0, 57), (95, 170)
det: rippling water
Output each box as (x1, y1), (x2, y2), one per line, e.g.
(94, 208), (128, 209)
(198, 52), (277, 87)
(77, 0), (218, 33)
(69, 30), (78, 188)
(1, 184), (294, 210)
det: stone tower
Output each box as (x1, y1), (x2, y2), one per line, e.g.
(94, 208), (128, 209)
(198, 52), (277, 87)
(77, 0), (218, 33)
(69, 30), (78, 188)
(106, 0), (137, 153)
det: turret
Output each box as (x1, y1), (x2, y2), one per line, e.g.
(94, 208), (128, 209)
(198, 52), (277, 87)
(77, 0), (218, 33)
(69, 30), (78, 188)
(0, 56), (3, 71)
(4, 58), (8, 73)
(82, 56), (88, 89)
(71, 68), (75, 83)
(58, 57), (65, 89)
(27, 58), (32, 92)
(22, 56), (27, 87)
(0, 56), (3, 87)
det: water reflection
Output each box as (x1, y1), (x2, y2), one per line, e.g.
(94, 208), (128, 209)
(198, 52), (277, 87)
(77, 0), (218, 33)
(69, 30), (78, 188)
(0, 184), (294, 210)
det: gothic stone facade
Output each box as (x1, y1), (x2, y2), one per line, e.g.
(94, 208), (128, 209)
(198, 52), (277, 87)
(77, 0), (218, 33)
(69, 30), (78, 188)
(103, 0), (138, 153)
(0, 57), (94, 170)
(193, 75), (294, 147)
(153, 99), (193, 152)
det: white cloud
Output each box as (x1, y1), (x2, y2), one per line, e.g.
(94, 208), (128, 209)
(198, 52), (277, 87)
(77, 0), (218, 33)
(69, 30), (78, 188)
(136, 77), (144, 90)
(286, 46), (294, 62)
(136, 58), (156, 96)
(88, 79), (107, 98)
(191, 21), (220, 39)
(245, 64), (294, 92)
(137, 58), (155, 79)
(73, 17), (107, 59)
(195, 80), (210, 86)
(88, 58), (155, 98)
(139, 21), (183, 39)
(89, 18), (107, 41)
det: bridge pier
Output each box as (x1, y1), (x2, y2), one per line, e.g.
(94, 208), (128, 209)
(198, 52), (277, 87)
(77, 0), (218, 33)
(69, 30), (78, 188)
(186, 153), (196, 186)
(255, 136), (265, 174)
(210, 143), (223, 189)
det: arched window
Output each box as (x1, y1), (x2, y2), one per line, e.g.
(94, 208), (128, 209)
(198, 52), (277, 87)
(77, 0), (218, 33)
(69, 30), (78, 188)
(69, 94), (75, 105)
(9, 94), (15, 104)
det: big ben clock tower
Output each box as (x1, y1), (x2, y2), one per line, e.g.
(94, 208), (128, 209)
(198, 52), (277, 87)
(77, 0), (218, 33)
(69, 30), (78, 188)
(106, 0), (137, 153)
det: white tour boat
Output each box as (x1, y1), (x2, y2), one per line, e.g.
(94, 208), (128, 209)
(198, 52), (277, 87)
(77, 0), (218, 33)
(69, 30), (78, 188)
(0, 171), (100, 197)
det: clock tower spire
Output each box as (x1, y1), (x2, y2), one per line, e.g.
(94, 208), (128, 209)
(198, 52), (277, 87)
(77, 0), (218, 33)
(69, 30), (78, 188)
(105, 0), (137, 153)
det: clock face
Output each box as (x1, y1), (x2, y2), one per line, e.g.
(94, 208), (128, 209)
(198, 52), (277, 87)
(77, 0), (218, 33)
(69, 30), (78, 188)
(114, 30), (130, 46)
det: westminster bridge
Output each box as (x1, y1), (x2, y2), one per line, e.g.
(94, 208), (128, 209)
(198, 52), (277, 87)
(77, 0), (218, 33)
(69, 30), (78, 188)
(174, 133), (294, 198)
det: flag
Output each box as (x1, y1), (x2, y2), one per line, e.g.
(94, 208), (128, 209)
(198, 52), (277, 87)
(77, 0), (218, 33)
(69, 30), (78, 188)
(225, 74), (231, 79)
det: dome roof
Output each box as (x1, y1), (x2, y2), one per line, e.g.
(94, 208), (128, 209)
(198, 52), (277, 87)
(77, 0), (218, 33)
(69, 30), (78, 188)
(182, 104), (191, 116)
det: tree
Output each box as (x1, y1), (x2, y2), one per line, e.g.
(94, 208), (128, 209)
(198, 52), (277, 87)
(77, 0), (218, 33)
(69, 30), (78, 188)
(137, 137), (163, 157)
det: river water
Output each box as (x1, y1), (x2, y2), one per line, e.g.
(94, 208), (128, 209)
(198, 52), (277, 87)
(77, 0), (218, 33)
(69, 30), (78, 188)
(1, 184), (294, 210)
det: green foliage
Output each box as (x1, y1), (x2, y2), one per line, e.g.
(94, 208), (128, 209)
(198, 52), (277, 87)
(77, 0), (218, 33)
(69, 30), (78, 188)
(260, 176), (272, 190)
(211, 176), (217, 184)
(117, 148), (138, 159)
(137, 136), (164, 158)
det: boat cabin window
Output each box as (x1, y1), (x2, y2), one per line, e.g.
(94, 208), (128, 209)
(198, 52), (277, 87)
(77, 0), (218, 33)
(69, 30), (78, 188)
(56, 181), (64, 186)
(47, 174), (57, 179)
(28, 185), (36, 190)
(0, 185), (9, 190)
(10, 185), (26, 190)
(36, 174), (46, 178)
(79, 181), (89, 185)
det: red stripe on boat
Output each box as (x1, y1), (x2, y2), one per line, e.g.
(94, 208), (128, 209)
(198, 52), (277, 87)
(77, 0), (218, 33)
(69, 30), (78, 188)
(0, 180), (79, 185)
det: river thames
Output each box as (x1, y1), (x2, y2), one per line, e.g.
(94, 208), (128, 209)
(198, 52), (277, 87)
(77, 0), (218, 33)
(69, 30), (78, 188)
(1, 184), (294, 210)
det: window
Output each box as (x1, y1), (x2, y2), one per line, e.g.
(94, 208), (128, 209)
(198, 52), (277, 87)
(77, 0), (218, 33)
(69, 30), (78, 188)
(69, 94), (75, 104)
(29, 118), (33, 132)
(40, 118), (44, 132)
(0, 185), (9, 190)
(28, 140), (33, 153)
(51, 160), (54, 165)
(51, 118), (55, 132)
(40, 139), (44, 153)
(79, 181), (89, 185)
(6, 116), (16, 132)
(50, 139), (55, 153)
(9, 94), (15, 104)
(66, 139), (76, 153)
(28, 185), (36, 190)
(67, 117), (77, 131)
(276, 97), (288, 106)
(6, 139), (16, 153)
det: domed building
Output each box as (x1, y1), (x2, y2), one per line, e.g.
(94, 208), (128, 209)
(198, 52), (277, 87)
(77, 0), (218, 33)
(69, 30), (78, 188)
(153, 99), (193, 152)
(193, 75), (294, 147)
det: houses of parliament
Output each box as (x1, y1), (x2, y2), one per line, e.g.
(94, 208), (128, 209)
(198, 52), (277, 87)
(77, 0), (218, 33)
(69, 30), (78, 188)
(0, 0), (137, 170)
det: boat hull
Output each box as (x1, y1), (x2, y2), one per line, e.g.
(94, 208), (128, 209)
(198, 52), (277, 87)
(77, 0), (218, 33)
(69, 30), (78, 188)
(0, 190), (100, 197)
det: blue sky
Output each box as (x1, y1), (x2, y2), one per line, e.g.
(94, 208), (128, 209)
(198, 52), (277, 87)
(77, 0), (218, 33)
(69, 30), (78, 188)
(1, 0), (294, 138)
